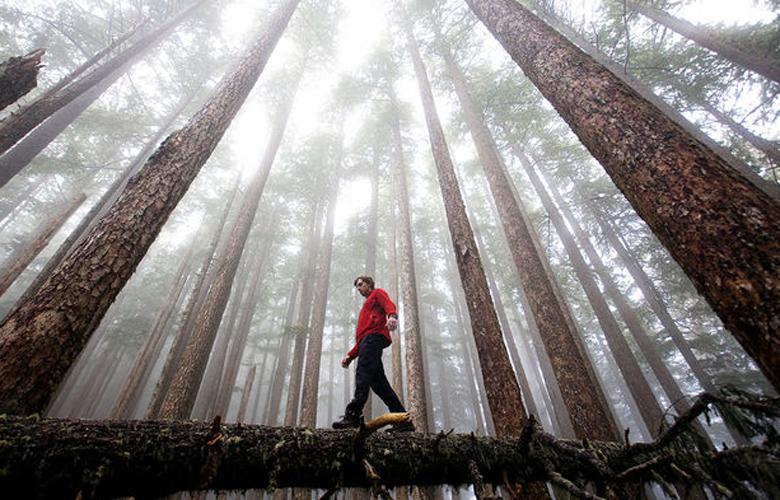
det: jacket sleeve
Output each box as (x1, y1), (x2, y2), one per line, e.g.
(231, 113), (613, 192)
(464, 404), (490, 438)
(374, 288), (397, 317)
(347, 343), (359, 359)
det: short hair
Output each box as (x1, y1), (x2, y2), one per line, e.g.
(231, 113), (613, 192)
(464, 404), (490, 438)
(354, 275), (375, 289)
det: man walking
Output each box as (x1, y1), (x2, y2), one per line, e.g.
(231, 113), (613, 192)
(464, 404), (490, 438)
(332, 276), (414, 431)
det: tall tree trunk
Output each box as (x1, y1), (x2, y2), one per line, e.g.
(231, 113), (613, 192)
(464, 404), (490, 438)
(588, 202), (715, 393)
(467, 0), (780, 389)
(401, 10), (526, 439)
(300, 180), (339, 427)
(10, 85), (200, 313)
(0, 193), (85, 297)
(630, 1), (780, 83)
(236, 364), (257, 423)
(511, 146), (665, 435)
(0, 49), (45, 111)
(388, 205), (403, 402)
(388, 86), (429, 433)
(213, 234), (274, 419)
(0, 1), (203, 158)
(158, 68), (301, 420)
(0, 0), (300, 417)
(110, 235), (197, 419)
(365, 147), (379, 277)
(145, 183), (240, 419)
(451, 284), (493, 436)
(193, 256), (252, 420)
(533, 4), (778, 199)
(264, 281), (301, 425)
(284, 200), (323, 426)
(471, 223), (539, 419)
(439, 42), (618, 441)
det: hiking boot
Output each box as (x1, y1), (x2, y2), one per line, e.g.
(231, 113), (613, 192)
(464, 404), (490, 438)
(332, 413), (363, 429)
(388, 419), (415, 432)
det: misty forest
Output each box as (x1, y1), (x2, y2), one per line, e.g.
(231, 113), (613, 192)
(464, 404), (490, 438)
(0, 0), (778, 498)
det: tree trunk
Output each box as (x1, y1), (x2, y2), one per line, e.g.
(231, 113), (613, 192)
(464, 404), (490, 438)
(630, 1), (780, 83)
(193, 256), (252, 420)
(589, 202), (715, 393)
(10, 85), (200, 313)
(145, 182), (240, 419)
(0, 415), (727, 499)
(401, 9), (525, 439)
(265, 281), (301, 425)
(0, 1), (202, 158)
(513, 147), (666, 434)
(110, 234), (197, 419)
(388, 86), (428, 433)
(300, 181), (339, 427)
(467, 0), (780, 390)
(388, 207), (403, 403)
(533, 5), (778, 200)
(0, 49), (45, 111)
(366, 147), (379, 277)
(284, 200), (323, 426)
(471, 223), (539, 419)
(158, 67), (301, 420)
(213, 234), (274, 420)
(440, 44), (618, 442)
(0, 193), (85, 297)
(236, 364), (257, 423)
(0, 0), (300, 417)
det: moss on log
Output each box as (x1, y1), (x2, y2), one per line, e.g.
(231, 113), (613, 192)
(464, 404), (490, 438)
(0, 394), (778, 499)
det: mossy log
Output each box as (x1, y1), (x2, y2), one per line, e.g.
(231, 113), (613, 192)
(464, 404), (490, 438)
(0, 398), (778, 499)
(0, 49), (45, 111)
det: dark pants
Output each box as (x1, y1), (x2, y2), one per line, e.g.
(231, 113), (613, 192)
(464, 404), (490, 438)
(346, 334), (405, 416)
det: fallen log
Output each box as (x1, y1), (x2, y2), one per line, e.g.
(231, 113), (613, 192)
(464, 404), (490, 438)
(0, 394), (778, 500)
(0, 49), (45, 111)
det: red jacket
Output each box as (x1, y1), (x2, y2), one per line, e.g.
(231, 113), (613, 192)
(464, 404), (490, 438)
(347, 288), (397, 359)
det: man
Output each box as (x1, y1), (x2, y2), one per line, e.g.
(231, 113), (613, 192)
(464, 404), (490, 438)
(332, 275), (414, 431)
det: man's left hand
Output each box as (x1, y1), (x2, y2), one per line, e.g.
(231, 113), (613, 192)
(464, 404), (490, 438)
(387, 316), (398, 331)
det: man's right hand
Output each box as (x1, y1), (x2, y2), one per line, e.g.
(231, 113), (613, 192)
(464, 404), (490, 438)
(341, 356), (353, 368)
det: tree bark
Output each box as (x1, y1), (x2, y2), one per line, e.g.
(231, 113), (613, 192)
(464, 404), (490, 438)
(0, 0), (300, 416)
(467, 0), (780, 390)
(0, 416), (635, 498)
(533, 5), (778, 200)
(387, 86), (428, 433)
(630, 1), (780, 83)
(401, 8), (526, 438)
(159, 68), (301, 420)
(0, 1), (202, 158)
(440, 42), (619, 441)
(471, 223), (540, 420)
(0, 193), (85, 297)
(0, 49), (45, 111)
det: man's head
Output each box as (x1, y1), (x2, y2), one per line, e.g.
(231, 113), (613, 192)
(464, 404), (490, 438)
(354, 275), (375, 297)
